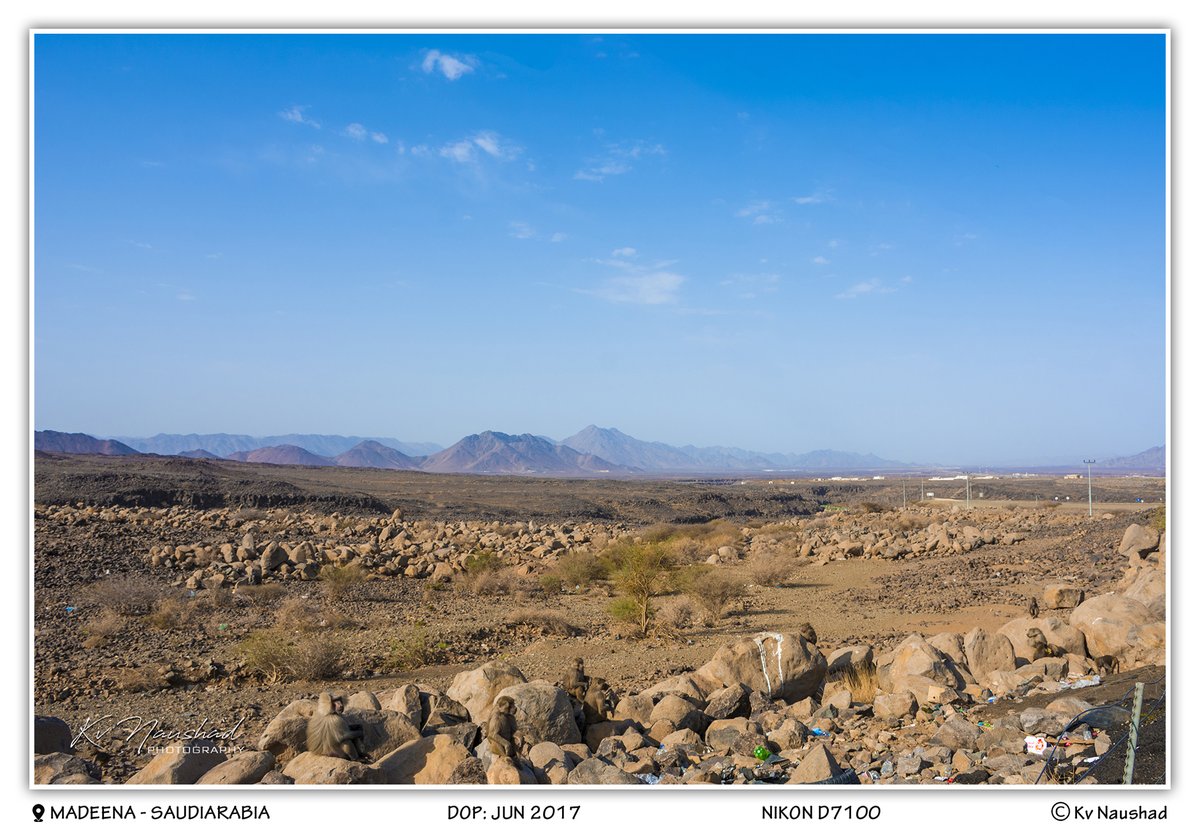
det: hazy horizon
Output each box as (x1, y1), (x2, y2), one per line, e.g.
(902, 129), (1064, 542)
(34, 33), (1166, 464)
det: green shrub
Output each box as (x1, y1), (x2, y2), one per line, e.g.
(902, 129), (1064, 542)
(239, 629), (344, 683)
(320, 563), (367, 600)
(606, 539), (676, 636)
(463, 549), (503, 575)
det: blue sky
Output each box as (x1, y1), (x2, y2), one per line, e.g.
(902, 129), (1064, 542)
(33, 33), (1166, 465)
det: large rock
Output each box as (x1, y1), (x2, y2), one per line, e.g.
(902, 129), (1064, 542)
(826, 645), (874, 675)
(612, 693), (655, 725)
(372, 734), (471, 784)
(381, 683), (423, 727)
(446, 661), (528, 723)
(257, 699), (315, 765)
(1122, 566), (1166, 619)
(649, 694), (708, 735)
(873, 691), (918, 720)
(696, 632), (827, 703)
(997, 617), (1086, 666)
(420, 691), (472, 732)
(931, 714), (982, 750)
(494, 681), (580, 746)
(197, 751), (276, 785)
(282, 751), (387, 784)
(126, 744), (227, 785)
(878, 634), (965, 695)
(34, 716), (73, 755)
(639, 673), (709, 703)
(786, 744), (843, 783)
(1069, 593), (1164, 666)
(928, 632), (976, 685)
(1043, 583), (1085, 608)
(566, 757), (643, 785)
(343, 708), (422, 761)
(34, 753), (100, 784)
(1118, 524), (1160, 560)
(963, 627), (1016, 681)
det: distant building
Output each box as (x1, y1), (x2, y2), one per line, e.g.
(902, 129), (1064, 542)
(1064, 474), (1082, 480)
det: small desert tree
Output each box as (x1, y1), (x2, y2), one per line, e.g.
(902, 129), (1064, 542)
(606, 540), (676, 637)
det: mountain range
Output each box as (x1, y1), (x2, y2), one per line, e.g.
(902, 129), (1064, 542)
(113, 433), (441, 458)
(34, 428), (1166, 476)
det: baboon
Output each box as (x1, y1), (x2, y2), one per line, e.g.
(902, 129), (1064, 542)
(582, 678), (611, 726)
(563, 657), (589, 702)
(485, 695), (519, 759)
(1095, 655), (1121, 676)
(1028, 597), (1040, 618)
(306, 692), (363, 760)
(1026, 628), (1063, 661)
(797, 622), (818, 646)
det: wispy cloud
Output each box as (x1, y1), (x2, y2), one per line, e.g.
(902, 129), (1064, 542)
(793, 190), (831, 205)
(612, 247), (637, 258)
(574, 140), (665, 182)
(279, 105), (321, 129)
(735, 200), (780, 225)
(581, 249), (684, 305)
(421, 49), (478, 81)
(177, 290), (196, 303)
(812, 255), (830, 265)
(440, 130), (522, 164)
(591, 272), (684, 305)
(343, 123), (389, 144)
(836, 276), (912, 300)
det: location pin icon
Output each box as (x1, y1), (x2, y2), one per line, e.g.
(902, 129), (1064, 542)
(32, 804), (44, 822)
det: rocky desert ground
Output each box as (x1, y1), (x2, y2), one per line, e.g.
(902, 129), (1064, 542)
(32, 454), (1167, 786)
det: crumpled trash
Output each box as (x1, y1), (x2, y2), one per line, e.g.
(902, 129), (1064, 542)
(637, 774), (660, 785)
(65, 606), (76, 615)
(810, 728), (829, 737)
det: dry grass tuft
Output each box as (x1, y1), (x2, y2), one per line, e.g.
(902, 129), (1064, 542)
(506, 609), (579, 636)
(79, 575), (168, 616)
(826, 662), (879, 703)
(747, 553), (794, 587)
(238, 629), (344, 683)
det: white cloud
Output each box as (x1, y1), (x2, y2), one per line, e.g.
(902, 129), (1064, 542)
(575, 140), (665, 182)
(371, 131), (389, 144)
(344, 123), (368, 141)
(836, 278), (905, 300)
(421, 49), (477, 81)
(279, 105), (321, 128)
(736, 200), (780, 225)
(828, 239), (843, 249)
(410, 144), (432, 158)
(793, 191), (829, 205)
(549, 232), (567, 243)
(395, 141), (406, 155)
(177, 290), (195, 303)
(612, 247), (637, 257)
(439, 131), (522, 164)
(812, 256), (830, 265)
(594, 271), (684, 305)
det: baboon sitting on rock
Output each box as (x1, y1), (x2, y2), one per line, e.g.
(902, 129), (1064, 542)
(485, 695), (521, 759)
(1026, 628), (1064, 661)
(1094, 655), (1121, 676)
(1028, 597), (1040, 618)
(562, 657), (589, 702)
(582, 678), (612, 727)
(306, 692), (364, 760)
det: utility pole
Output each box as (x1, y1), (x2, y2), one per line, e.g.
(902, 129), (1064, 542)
(902, 479), (907, 510)
(1084, 459), (1096, 517)
(965, 472), (971, 509)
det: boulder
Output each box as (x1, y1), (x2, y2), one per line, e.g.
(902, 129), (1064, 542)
(257, 699), (314, 765)
(1069, 594), (1164, 666)
(446, 661), (528, 723)
(345, 708), (422, 761)
(1118, 524), (1160, 560)
(421, 692), (472, 732)
(345, 690), (381, 711)
(963, 627), (1016, 681)
(705, 684), (751, 720)
(372, 734), (471, 784)
(447, 757), (488, 785)
(197, 751), (276, 785)
(282, 751), (387, 784)
(931, 714), (982, 750)
(878, 634), (965, 695)
(826, 645), (874, 675)
(612, 693), (655, 725)
(34, 716), (73, 755)
(1043, 583), (1085, 609)
(126, 744), (227, 785)
(257, 770), (293, 785)
(997, 617), (1087, 666)
(1122, 566), (1166, 620)
(873, 691), (918, 720)
(33, 753), (100, 784)
(786, 743), (842, 783)
(649, 695), (707, 735)
(566, 757), (643, 785)
(704, 718), (758, 753)
(381, 683), (423, 727)
(639, 673), (709, 703)
(494, 681), (581, 746)
(696, 632), (827, 702)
